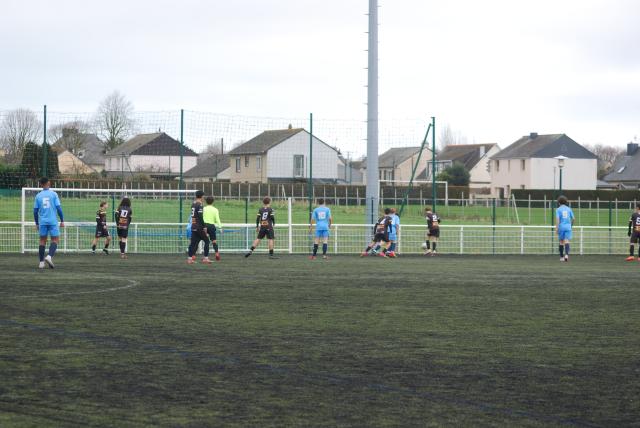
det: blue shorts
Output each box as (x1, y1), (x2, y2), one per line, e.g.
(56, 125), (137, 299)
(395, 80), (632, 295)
(315, 229), (330, 239)
(558, 229), (572, 241)
(388, 234), (397, 241)
(39, 224), (60, 238)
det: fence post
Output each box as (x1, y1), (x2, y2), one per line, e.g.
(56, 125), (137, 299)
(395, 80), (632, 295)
(492, 198), (496, 255)
(459, 226), (464, 254)
(580, 227), (584, 255)
(520, 226), (524, 255)
(609, 200), (612, 254)
(288, 197), (293, 254)
(334, 224), (339, 254)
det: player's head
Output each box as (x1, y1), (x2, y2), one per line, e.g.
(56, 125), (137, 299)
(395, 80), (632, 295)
(384, 207), (391, 215)
(119, 197), (131, 207)
(636, 203), (640, 211)
(99, 201), (107, 209)
(263, 196), (271, 206)
(390, 208), (397, 214)
(317, 198), (325, 205)
(39, 177), (50, 189)
(195, 190), (205, 200)
(205, 196), (214, 205)
(557, 195), (568, 206)
(425, 207), (432, 213)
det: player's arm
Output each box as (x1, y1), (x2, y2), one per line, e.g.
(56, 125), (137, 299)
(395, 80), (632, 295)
(213, 209), (222, 229)
(270, 212), (275, 226)
(629, 217), (633, 236)
(54, 195), (64, 226)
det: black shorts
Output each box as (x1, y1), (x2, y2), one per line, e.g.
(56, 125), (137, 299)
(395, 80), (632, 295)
(117, 228), (129, 239)
(429, 228), (440, 238)
(190, 230), (210, 244)
(373, 232), (388, 243)
(206, 225), (217, 241)
(257, 227), (274, 240)
(95, 227), (109, 238)
(631, 231), (640, 244)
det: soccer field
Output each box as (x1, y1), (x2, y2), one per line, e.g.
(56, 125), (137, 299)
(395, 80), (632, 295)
(1, 254), (639, 426)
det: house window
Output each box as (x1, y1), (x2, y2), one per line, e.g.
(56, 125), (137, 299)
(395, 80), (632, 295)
(293, 155), (304, 177)
(245, 156), (249, 167)
(495, 160), (500, 172)
(521, 159), (525, 171)
(235, 157), (241, 173)
(256, 156), (262, 172)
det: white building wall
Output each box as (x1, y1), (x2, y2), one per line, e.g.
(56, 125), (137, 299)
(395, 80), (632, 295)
(266, 132), (338, 179)
(469, 145), (501, 188)
(105, 155), (197, 173)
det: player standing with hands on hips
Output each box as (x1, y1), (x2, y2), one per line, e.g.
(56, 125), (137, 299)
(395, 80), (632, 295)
(34, 177), (64, 269)
(309, 198), (332, 260)
(556, 195), (574, 262)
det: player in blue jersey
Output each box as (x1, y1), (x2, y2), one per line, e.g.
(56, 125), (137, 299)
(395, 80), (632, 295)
(386, 207), (400, 257)
(33, 177), (64, 269)
(556, 195), (575, 262)
(309, 198), (333, 260)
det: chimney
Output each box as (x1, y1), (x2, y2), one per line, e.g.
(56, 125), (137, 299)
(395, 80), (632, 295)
(627, 142), (639, 156)
(529, 132), (538, 139)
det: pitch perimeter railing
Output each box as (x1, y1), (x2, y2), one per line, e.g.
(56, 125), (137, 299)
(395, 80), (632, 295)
(0, 221), (631, 255)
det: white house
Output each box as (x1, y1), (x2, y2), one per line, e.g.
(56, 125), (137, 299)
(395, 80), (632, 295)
(227, 127), (340, 183)
(356, 146), (433, 185)
(104, 132), (198, 178)
(183, 154), (231, 183)
(53, 133), (106, 175)
(490, 133), (597, 198)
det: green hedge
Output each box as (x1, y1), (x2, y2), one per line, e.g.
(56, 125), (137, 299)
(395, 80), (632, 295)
(512, 189), (640, 201)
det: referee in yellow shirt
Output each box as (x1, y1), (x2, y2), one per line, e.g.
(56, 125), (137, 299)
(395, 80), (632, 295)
(203, 196), (222, 261)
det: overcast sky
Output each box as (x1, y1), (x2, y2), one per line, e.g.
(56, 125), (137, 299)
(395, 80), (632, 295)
(1, 0), (639, 154)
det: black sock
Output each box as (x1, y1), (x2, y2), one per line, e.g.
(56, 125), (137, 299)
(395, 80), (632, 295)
(39, 245), (45, 261)
(426, 241), (430, 250)
(250, 246), (255, 251)
(631, 245), (635, 257)
(313, 244), (318, 256)
(559, 245), (564, 257)
(432, 242), (437, 251)
(365, 245), (371, 252)
(322, 243), (327, 255)
(269, 249), (274, 255)
(92, 244), (96, 251)
(120, 242), (126, 254)
(565, 243), (570, 255)
(104, 242), (109, 249)
(213, 243), (219, 253)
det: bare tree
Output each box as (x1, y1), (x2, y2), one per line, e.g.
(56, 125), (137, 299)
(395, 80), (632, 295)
(96, 91), (135, 151)
(438, 123), (467, 151)
(584, 143), (626, 178)
(0, 108), (43, 164)
(49, 119), (90, 154)
(199, 138), (225, 161)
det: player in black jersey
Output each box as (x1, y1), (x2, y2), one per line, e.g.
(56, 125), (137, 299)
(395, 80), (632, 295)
(91, 201), (111, 255)
(115, 197), (132, 259)
(245, 197), (277, 258)
(424, 207), (441, 256)
(361, 208), (393, 257)
(187, 190), (211, 264)
(626, 204), (640, 261)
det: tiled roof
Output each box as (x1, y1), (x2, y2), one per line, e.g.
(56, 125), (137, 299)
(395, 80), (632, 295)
(107, 133), (197, 157)
(437, 143), (497, 170)
(184, 155), (231, 178)
(492, 134), (596, 160)
(228, 128), (305, 155)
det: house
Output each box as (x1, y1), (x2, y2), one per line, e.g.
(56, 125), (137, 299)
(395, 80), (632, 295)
(358, 147), (433, 185)
(53, 133), (106, 175)
(602, 143), (640, 189)
(337, 154), (364, 184)
(227, 127), (340, 183)
(490, 133), (597, 198)
(428, 143), (500, 189)
(183, 154), (231, 183)
(104, 132), (198, 178)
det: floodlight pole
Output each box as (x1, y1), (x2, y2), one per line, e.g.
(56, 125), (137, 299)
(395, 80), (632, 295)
(365, 0), (379, 225)
(431, 116), (436, 211)
(42, 105), (47, 177)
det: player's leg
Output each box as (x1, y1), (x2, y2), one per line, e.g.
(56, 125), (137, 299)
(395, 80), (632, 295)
(208, 226), (220, 260)
(38, 227), (48, 268)
(322, 234), (329, 258)
(312, 234), (320, 258)
(362, 238), (376, 256)
(430, 236), (438, 254)
(564, 235), (571, 261)
(424, 231), (431, 254)
(201, 233), (211, 263)
(627, 233), (639, 261)
(558, 231), (566, 260)
(91, 236), (98, 253)
(44, 225), (60, 268)
(103, 235), (111, 254)
(245, 229), (263, 257)
(187, 233), (201, 263)
(267, 229), (276, 258)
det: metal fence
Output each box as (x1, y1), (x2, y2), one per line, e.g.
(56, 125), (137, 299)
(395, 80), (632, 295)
(1, 222), (631, 255)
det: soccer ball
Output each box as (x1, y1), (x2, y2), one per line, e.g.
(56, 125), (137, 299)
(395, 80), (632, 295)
(421, 242), (428, 250)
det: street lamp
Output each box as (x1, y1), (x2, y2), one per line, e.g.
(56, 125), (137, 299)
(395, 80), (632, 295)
(554, 155), (568, 194)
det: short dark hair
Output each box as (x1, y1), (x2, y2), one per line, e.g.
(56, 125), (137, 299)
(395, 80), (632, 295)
(39, 177), (49, 186)
(318, 198), (325, 205)
(205, 196), (214, 205)
(99, 201), (107, 208)
(384, 207), (391, 214)
(557, 195), (568, 205)
(263, 196), (271, 205)
(425, 207), (432, 212)
(636, 204), (640, 210)
(390, 207), (397, 213)
(195, 190), (205, 199)
(119, 197), (131, 207)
